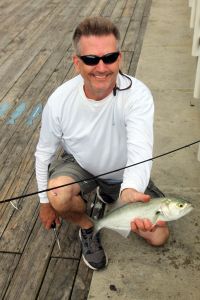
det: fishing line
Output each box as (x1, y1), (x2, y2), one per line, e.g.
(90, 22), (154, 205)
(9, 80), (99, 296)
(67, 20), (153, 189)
(0, 139), (200, 204)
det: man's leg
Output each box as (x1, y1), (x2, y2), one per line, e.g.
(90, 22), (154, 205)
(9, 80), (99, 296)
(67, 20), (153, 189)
(48, 175), (107, 270)
(47, 175), (93, 229)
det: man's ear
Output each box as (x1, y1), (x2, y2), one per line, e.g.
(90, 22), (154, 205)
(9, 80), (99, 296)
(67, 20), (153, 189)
(118, 51), (122, 69)
(73, 55), (80, 73)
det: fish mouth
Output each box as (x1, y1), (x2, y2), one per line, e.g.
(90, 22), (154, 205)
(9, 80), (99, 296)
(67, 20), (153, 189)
(182, 204), (194, 216)
(187, 204), (194, 212)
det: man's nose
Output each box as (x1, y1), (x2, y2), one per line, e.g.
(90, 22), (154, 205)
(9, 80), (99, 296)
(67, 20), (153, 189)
(95, 59), (107, 71)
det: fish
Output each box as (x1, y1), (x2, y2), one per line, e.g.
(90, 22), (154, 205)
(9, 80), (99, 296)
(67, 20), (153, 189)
(93, 197), (193, 237)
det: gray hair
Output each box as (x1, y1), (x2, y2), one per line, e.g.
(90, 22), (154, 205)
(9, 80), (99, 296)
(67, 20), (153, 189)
(72, 16), (120, 54)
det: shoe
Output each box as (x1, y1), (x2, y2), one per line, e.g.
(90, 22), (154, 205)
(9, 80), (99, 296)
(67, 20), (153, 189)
(79, 227), (108, 270)
(145, 179), (165, 198)
(96, 186), (116, 204)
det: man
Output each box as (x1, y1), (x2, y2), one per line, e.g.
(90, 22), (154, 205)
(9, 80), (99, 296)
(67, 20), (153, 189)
(35, 16), (169, 270)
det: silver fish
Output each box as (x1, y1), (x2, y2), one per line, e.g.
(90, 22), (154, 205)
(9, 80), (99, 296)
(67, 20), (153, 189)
(93, 197), (193, 237)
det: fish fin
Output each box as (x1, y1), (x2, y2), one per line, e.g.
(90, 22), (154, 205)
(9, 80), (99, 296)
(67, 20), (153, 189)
(152, 211), (161, 225)
(115, 228), (130, 238)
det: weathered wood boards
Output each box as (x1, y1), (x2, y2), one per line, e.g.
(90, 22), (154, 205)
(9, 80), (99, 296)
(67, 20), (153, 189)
(0, 0), (152, 298)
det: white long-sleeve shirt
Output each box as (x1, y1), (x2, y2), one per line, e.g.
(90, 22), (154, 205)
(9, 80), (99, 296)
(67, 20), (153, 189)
(35, 73), (154, 203)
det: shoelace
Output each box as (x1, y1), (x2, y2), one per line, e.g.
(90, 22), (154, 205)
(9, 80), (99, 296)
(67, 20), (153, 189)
(82, 232), (102, 252)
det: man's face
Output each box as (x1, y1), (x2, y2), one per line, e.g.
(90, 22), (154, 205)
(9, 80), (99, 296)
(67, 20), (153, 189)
(73, 34), (122, 100)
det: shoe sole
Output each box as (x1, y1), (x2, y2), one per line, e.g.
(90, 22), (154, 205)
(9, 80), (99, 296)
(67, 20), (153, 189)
(79, 229), (108, 270)
(96, 186), (107, 204)
(96, 187), (115, 204)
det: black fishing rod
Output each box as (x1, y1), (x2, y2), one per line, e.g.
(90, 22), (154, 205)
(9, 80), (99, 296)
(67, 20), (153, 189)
(0, 139), (200, 204)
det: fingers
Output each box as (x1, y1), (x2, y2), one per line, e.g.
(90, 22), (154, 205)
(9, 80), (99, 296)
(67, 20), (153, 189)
(156, 220), (166, 227)
(55, 217), (61, 226)
(45, 219), (54, 230)
(44, 217), (61, 230)
(39, 203), (60, 230)
(131, 218), (152, 232)
(136, 193), (151, 203)
(120, 188), (151, 204)
(131, 218), (166, 233)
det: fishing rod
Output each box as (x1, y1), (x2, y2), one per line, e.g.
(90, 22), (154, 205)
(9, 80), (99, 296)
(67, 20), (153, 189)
(0, 139), (200, 205)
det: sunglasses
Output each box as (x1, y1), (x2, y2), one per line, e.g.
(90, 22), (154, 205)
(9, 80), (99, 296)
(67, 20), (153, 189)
(78, 51), (120, 66)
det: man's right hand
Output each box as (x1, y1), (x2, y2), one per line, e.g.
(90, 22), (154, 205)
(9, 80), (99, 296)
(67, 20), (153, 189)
(39, 203), (60, 230)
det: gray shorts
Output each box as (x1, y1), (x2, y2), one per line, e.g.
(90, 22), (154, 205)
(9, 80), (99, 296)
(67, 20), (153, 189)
(48, 153), (121, 201)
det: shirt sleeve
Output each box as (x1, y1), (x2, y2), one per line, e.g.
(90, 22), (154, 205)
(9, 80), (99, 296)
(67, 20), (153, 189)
(120, 84), (154, 193)
(35, 101), (62, 203)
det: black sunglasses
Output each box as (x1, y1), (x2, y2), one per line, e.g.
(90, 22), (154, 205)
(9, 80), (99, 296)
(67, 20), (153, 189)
(78, 51), (120, 66)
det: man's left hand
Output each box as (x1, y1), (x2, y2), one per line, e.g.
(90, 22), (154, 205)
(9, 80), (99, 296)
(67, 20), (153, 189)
(120, 188), (150, 204)
(120, 188), (166, 233)
(131, 218), (167, 232)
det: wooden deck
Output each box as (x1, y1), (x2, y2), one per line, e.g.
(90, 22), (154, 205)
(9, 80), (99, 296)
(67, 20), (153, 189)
(0, 0), (152, 299)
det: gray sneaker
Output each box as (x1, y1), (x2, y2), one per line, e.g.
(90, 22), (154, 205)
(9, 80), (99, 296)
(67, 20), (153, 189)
(79, 227), (108, 270)
(96, 186), (116, 204)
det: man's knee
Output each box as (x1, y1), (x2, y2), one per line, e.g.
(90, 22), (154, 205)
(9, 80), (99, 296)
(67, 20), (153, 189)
(47, 176), (80, 209)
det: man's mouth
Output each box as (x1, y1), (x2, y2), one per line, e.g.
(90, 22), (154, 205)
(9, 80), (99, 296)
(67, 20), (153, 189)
(91, 73), (112, 80)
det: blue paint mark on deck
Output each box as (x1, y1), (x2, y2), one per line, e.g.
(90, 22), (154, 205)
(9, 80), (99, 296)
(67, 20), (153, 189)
(0, 102), (10, 117)
(27, 103), (43, 125)
(6, 102), (26, 125)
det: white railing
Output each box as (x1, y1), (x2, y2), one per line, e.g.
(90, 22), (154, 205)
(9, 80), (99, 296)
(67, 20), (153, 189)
(189, 0), (200, 160)
(189, 0), (200, 99)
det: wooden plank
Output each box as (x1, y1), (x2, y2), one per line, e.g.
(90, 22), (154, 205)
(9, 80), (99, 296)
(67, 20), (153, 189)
(0, 5), (73, 100)
(115, 16), (131, 48)
(0, 128), (45, 235)
(1, 49), (51, 104)
(3, 219), (55, 300)
(101, 0), (117, 17)
(70, 260), (93, 300)
(0, 6), (53, 66)
(79, 0), (97, 17)
(128, 16), (150, 76)
(122, 20), (142, 51)
(90, 0), (109, 16)
(51, 222), (81, 258)
(0, 0), (30, 27)
(0, 54), (74, 199)
(0, 180), (39, 252)
(121, 51), (134, 74)
(143, 0), (152, 17)
(0, 0), (52, 50)
(0, 60), (74, 223)
(0, 0), (84, 101)
(0, 21), (83, 182)
(37, 258), (79, 299)
(110, 0), (127, 19)
(0, 128), (39, 199)
(0, 253), (21, 299)
(131, 0), (147, 21)
(122, 0), (137, 17)
(32, 50), (74, 101)
(0, 0), (153, 298)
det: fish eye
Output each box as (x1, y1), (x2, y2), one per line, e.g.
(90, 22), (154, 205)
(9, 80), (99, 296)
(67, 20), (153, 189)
(179, 204), (184, 208)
